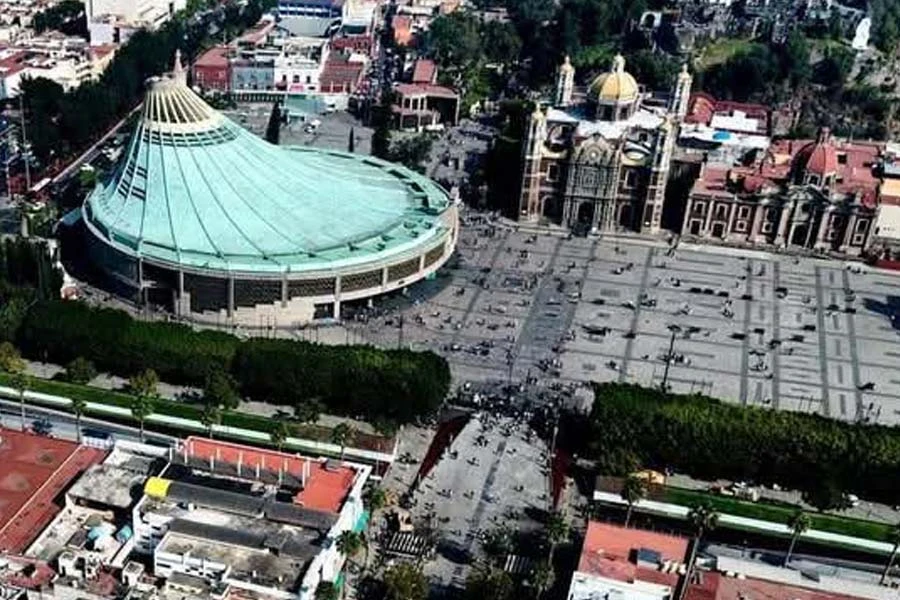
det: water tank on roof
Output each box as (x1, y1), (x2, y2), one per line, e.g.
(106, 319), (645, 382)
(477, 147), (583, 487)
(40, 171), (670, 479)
(713, 131), (731, 141)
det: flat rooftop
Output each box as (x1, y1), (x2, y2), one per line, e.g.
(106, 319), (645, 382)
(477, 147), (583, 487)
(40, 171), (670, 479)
(67, 463), (149, 509)
(578, 521), (689, 588)
(0, 428), (106, 552)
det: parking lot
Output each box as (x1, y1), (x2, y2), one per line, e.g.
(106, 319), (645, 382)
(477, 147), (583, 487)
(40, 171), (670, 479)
(352, 214), (900, 424)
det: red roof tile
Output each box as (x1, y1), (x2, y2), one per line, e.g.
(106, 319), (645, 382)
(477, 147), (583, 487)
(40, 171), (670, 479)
(411, 59), (436, 84)
(686, 571), (871, 600)
(395, 82), (457, 98)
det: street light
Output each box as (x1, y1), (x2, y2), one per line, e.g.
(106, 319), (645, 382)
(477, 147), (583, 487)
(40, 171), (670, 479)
(660, 324), (682, 393)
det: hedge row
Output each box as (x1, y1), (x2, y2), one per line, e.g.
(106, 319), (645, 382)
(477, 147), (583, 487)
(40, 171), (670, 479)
(17, 300), (450, 424)
(575, 383), (900, 505)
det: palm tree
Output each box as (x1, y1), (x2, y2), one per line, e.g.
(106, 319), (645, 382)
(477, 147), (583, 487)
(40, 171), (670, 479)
(130, 394), (155, 442)
(620, 475), (647, 527)
(880, 522), (900, 585)
(331, 422), (354, 461)
(10, 371), (30, 432)
(544, 510), (568, 565)
(681, 502), (719, 600)
(336, 530), (363, 558)
(529, 560), (552, 599)
(270, 420), (294, 451)
(71, 396), (87, 443)
(785, 510), (811, 565)
(200, 403), (221, 439)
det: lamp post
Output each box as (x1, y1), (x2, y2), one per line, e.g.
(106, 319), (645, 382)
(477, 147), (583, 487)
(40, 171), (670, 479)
(660, 324), (682, 392)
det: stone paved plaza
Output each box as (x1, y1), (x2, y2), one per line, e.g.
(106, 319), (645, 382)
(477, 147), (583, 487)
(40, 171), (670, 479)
(353, 217), (900, 424)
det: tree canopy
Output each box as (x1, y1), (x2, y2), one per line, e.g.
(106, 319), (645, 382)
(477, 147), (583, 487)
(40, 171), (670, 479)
(567, 383), (900, 505)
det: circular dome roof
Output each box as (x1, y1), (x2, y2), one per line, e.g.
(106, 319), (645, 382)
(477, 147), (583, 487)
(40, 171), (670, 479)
(83, 67), (453, 275)
(589, 54), (639, 104)
(793, 128), (838, 176)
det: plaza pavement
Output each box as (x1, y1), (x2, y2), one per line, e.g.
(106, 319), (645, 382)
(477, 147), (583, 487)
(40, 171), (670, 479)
(354, 219), (900, 425)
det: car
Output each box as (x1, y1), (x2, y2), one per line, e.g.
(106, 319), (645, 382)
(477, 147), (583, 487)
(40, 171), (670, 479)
(31, 418), (53, 436)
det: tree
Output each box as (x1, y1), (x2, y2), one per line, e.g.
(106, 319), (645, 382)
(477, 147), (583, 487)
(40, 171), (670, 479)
(785, 510), (811, 565)
(65, 357), (97, 385)
(293, 399), (321, 425)
(363, 486), (387, 511)
(383, 562), (428, 600)
(528, 560), (552, 597)
(130, 394), (155, 441)
(389, 134), (433, 173)
(331, 422), (355, 460)
(270, 420), (294, 451)
(336, 530), (363, 558)
(481, 20), (522, 65)
(683, 502), (719, 599)
(314, 581), (338, 600)
(544, 510), (568, 563)
(200, 402), (222, 438)
(71, 396), (87, 443)
(128, 368), (159, 398)
(265, 102), (281, 145)
(465, 565), (514, 600)
(0, 342), (27, 430)
(620, 474), (647, 527)
(203, 369), (240, 410)
(802, 479), (850, 512)
(348, 127), (355, 153)
(880, 522), (900, 585)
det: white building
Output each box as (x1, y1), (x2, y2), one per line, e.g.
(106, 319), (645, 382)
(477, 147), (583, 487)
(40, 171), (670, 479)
(86, 0), (185, 45)
(0, 35), (117, 98)
(133, 437), (370, 600)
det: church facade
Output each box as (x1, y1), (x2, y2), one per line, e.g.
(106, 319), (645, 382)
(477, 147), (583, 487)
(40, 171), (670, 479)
(518, 55), (692, 234)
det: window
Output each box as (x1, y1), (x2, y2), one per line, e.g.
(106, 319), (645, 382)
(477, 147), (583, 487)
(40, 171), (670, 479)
(292, 74), (300, 83)
(306, 75), (311, 84)
(547, 164), (559, 182)
(624, 170), (637, 188)
(808, 174), (819, 186)
(715, 204), (728, 220)
(693, 201), (706, 216)
(734, 220), (747, 233)
(761, 222), (774, 234)
(837, 153), (847, 165)
(738, 206), (750, 220)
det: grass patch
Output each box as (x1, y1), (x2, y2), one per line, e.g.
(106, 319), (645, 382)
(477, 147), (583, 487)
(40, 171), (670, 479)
(661, 486), (895, 544)
(697, 38), (758, 68)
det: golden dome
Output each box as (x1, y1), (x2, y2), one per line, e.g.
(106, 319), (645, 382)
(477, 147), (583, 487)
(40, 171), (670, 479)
(589, 54), (639, 104)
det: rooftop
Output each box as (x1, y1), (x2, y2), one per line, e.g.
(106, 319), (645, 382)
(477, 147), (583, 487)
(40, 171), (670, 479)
(0, 428), (106, 553)
(66, 463), (149, 509)
(578, 521), (689, 588)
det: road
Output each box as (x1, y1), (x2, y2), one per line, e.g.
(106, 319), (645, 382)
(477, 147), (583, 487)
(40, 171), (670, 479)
(0, 397), (175, 446)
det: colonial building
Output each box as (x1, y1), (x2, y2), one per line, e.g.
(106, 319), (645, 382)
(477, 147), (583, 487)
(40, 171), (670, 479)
(518, 55), (691, 234)
(682, 127), (881, 254)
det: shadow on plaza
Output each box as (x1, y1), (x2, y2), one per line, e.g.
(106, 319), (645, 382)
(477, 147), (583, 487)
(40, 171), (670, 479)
(862, 295), (900, 330)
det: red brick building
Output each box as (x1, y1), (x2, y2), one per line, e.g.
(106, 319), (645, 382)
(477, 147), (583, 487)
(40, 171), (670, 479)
(192, 45), (231, 92)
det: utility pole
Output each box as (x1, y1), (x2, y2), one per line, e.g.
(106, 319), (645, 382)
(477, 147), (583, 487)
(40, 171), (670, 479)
(18, 94), (30, 192)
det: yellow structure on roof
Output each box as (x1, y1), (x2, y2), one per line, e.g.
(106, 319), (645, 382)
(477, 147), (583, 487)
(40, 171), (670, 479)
(144, 476), (172, 498)
(589, 54), (639, 104)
